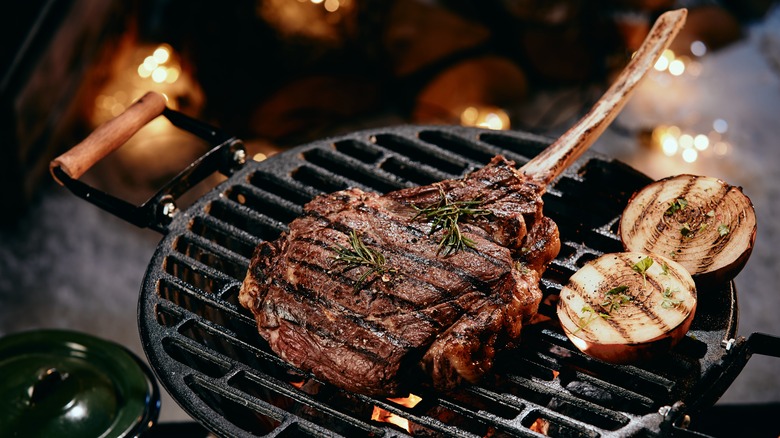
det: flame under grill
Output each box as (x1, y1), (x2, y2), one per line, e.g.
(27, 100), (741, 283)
(139, 126), (737, 437)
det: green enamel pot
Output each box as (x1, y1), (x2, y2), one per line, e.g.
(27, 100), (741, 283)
(0, 329), (160, 437)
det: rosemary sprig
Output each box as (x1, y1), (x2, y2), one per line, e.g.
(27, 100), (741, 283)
(412, 191), (490, 256)
(332, 230), (396, 291)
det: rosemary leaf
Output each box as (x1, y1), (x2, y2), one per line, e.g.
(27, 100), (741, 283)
(412, 191), (490, 256)
(332, 230), (396, 291)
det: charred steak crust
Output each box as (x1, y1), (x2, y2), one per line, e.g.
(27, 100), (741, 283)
(239, 155), (560, 396)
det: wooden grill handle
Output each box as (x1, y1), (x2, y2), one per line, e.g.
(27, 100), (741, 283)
(50, 91), (168, 185)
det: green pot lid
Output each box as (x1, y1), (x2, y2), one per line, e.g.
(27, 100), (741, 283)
(0, 329), (160, 437)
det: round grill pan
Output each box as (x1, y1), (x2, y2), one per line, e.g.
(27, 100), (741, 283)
(52, 104), (777, 438)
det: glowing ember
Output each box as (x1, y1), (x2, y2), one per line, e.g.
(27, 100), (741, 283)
(290, 380), (305, 389)
(552, 370), (560, 380)
(387, 393), (422, 408)
(529, 417), (550, 435)
(371, 407), (410, 432)
(371, 394), (421, 432)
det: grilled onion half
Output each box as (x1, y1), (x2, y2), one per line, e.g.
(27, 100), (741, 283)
(619, 174), (757, 286)
(557, 252), (696, 363)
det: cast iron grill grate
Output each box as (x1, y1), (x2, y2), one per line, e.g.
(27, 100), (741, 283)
(139, 126), (736, 437)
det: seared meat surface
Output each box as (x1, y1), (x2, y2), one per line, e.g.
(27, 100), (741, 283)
(239, 156), (560, 396)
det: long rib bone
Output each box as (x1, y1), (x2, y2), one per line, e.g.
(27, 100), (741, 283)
(520, 9), (687, 185)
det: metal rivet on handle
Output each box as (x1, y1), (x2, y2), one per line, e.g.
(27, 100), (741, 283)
(658, 403), (691, 429)
(233, 149), (247, 165)
(721, 338), (736, 351)
(162, 201), (177, 219)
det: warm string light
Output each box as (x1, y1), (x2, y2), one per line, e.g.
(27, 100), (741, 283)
(253, 152), (268, 162)
(636, 39), (724, 165)
(304, 0), (347, 13)
(93, 43), (187, 124)
(459, 106), (510, 130)
(644, 40), (708, 78)
(650, 119), (730, 163)
(137, 44), (180, 84)
(653, 49), (686, 76)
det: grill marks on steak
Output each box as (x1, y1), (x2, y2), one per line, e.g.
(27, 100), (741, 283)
(239, 156), (560, 396)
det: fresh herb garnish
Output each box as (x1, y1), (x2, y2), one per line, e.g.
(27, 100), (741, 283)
(599, 285), (633, 313)
(665, 198), (688, 216)
(332, 230), (397, 291)
(573, 305), (611, 334)
(632, 256), (654, 286)
(573, 286), (632, 334)
(412, 191), (490, 256)
(661, 262), (670, 275)
(680, 221), (708, 238)
(661, 287), (684, 309)
(718, 224), (730, 236)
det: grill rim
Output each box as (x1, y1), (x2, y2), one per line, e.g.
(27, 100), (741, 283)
(136, 124), (738, 438)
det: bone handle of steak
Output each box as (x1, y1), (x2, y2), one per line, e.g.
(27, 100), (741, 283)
(49, 91), (168, 185)
(520, 8), (687, 185)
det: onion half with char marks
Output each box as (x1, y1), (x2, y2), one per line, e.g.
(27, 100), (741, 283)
(557, 252), (696, 363)
(619, 174), (756, 287)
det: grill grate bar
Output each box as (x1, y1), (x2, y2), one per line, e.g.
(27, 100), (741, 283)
(302, 148), (411, 193)
(176, 233), (250, 280)
(139, 126), (737, 437)
(380, 155), (454, 186)
(372, 133), (472, 176)
(248, 170), (322, 206)
(189, 216), (260, 259)
(332, 139), (385, 165)
(208, 198), (288, 242)
(226, 183), (305, 221)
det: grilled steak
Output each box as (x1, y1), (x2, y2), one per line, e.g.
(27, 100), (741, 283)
(239, 155), (560, 396)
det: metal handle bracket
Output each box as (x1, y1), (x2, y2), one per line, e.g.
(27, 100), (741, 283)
(50, 93), (246, 233)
